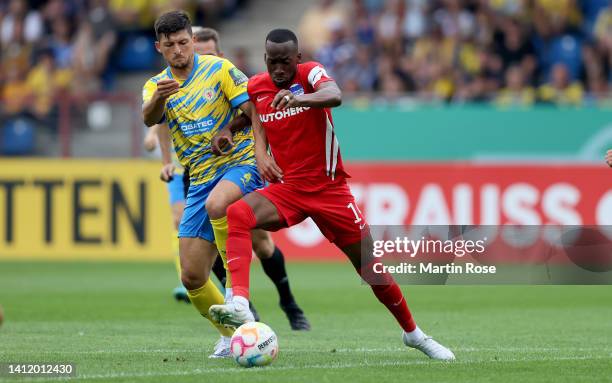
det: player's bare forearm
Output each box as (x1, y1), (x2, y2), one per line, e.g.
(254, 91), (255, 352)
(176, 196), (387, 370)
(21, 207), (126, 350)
(272, 81), (342, 110)
(230, 102), (254, 133)
(297, 81), (342, 108)
(250, 107), (282, 181)
(143, 79), (179, 126)
(251, 110), (269, 152)
(156, 123), (173, 165)
(143, 95), (167, 127)
(143, 124), (159, 152)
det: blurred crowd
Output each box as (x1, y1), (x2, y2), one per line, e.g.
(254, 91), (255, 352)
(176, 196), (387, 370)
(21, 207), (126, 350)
(0, 0), (246, 126)
(2, 0), (612, 132)
(300, 0), (612, 106)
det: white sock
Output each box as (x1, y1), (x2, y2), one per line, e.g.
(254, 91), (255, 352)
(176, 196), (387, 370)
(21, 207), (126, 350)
(233, 295), (249, 310)
(224, 287), (233, 303)
(404, 326), (426, 344)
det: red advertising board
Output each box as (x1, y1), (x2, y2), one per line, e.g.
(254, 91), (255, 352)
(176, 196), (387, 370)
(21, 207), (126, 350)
(271, 163), (612, 260)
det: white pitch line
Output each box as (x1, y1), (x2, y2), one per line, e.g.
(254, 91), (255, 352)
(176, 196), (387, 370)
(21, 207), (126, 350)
(7, 355), (612, 382)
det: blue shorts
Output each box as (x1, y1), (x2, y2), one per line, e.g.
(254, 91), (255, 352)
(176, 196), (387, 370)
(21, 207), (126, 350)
(166, 173), (185, 205)
(178, 165), (263, 242)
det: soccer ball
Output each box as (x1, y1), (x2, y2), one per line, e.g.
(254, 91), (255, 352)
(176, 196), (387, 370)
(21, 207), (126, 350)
(230, 322), (278, 367)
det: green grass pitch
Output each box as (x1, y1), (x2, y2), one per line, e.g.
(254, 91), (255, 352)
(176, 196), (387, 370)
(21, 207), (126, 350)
(0, 261), (611, 382)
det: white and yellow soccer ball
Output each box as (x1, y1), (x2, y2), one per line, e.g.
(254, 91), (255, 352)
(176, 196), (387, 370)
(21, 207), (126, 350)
(230, 322), (278, 367)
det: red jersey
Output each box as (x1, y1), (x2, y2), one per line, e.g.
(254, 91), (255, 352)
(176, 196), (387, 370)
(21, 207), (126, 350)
(247, 62), (349, 191)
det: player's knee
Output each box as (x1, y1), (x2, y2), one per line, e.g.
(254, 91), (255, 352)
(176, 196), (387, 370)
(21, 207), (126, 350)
(227, 200), (256, 231)
(180, 268), (209, 291)
(205, 195), (229, 219)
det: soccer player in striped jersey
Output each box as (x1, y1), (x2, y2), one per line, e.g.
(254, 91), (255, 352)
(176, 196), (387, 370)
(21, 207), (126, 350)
(142, 13), (307, 358)
(150, 25), (310, 330)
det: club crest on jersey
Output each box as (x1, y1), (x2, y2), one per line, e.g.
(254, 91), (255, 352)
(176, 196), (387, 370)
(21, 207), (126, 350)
(289, 84), (304, 96)
(203, 88), (215, 101)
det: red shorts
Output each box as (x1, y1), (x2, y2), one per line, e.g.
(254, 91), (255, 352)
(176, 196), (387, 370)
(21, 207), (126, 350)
(256, 179), (368, 248)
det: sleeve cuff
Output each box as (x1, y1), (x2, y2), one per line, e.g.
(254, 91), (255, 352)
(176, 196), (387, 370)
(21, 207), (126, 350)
(230, 92), (249, 108)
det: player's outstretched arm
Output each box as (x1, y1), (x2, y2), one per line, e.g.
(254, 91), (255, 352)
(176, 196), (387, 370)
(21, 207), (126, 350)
(606, 149), (612, 167)
(272, 81), (342, 110)
(211, 103), (253, 156)
(143, 79), (179, 127)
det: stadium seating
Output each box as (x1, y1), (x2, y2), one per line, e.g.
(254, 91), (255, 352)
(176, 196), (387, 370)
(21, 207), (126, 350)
(1, 118), (36, 156)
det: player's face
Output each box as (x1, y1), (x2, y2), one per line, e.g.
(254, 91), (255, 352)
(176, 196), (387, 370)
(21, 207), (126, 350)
(156, 30), (194, 69)
(265, 41), (300, 88)
(194, 39), (220, 57)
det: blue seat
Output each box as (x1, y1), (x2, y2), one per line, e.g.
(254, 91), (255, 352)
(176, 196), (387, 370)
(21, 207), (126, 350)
(116, 34), (157, 71)
(544, 35), (583, 81)
(1, 118), (36, 155)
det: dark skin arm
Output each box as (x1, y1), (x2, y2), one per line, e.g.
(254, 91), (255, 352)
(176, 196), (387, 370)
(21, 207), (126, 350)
(210, 102), (253, 156)
(271, 80), (342, 110)
(251, 105), (283, 182)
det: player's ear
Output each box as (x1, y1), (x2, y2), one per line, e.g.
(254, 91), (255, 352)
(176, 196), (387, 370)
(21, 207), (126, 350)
(155, 41), (161, 53)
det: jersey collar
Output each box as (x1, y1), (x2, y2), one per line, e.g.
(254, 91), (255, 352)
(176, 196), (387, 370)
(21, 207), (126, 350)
(165, 54), (200, 87)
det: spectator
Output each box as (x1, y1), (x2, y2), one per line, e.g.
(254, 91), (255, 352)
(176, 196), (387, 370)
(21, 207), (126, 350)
(0, 0), (43, 46)
(433, 0), (475, 40)
(72, 0), (117, 91)
(2, 66), (30, 117)
(230, 46), (255, 77)
(342, 45), (378, 92)
(108, 0), (151, 32)
(25, 48), (71, 120)
(538, 62), (584, 106)
(495, 65), (536, 106)
(299, 0), (348, 56)
(494, 19), (537, 83)
(594, 3), (612, 67)
(48, 17), (74, 69)
(316, 22), (356, 83)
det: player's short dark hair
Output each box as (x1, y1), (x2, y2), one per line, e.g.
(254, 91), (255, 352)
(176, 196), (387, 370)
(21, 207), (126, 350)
(154, 11), (192, 41)
(265, 29), (298, 46)
(193, 27), (220, 49)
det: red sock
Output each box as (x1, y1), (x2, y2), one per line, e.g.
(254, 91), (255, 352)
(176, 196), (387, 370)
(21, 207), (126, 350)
(226, 199), (257, 300)
(358, 261), (417, 332)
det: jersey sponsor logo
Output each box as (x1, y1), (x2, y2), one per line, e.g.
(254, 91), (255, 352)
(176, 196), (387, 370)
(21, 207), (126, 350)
(289, 83), (305, 96)
(259, 107), (310, 123)
(179, 118), (216, 137)
(229, 67), (248, 86)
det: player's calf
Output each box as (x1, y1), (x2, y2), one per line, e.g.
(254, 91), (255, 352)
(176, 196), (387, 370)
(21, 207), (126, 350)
(343, 238), (455, 361)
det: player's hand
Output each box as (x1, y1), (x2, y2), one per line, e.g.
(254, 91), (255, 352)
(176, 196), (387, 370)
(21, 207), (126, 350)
(155, 79), (180, 100)
(256, 150), (283, 182)
(271, 89), (301, 110)
(607, 149), (612, 167)
(211, 127), (234, 156)
(160, 163), (176, 183)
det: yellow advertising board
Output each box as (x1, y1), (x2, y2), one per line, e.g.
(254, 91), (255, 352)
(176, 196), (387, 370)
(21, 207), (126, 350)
(0, 159), (174, 260)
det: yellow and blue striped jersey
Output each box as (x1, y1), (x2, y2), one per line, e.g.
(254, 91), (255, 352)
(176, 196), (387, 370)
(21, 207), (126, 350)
(143, 54), (255, 186)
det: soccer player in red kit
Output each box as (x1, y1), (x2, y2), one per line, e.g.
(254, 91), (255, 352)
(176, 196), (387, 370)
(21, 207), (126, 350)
(210, 29), (454, 360)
